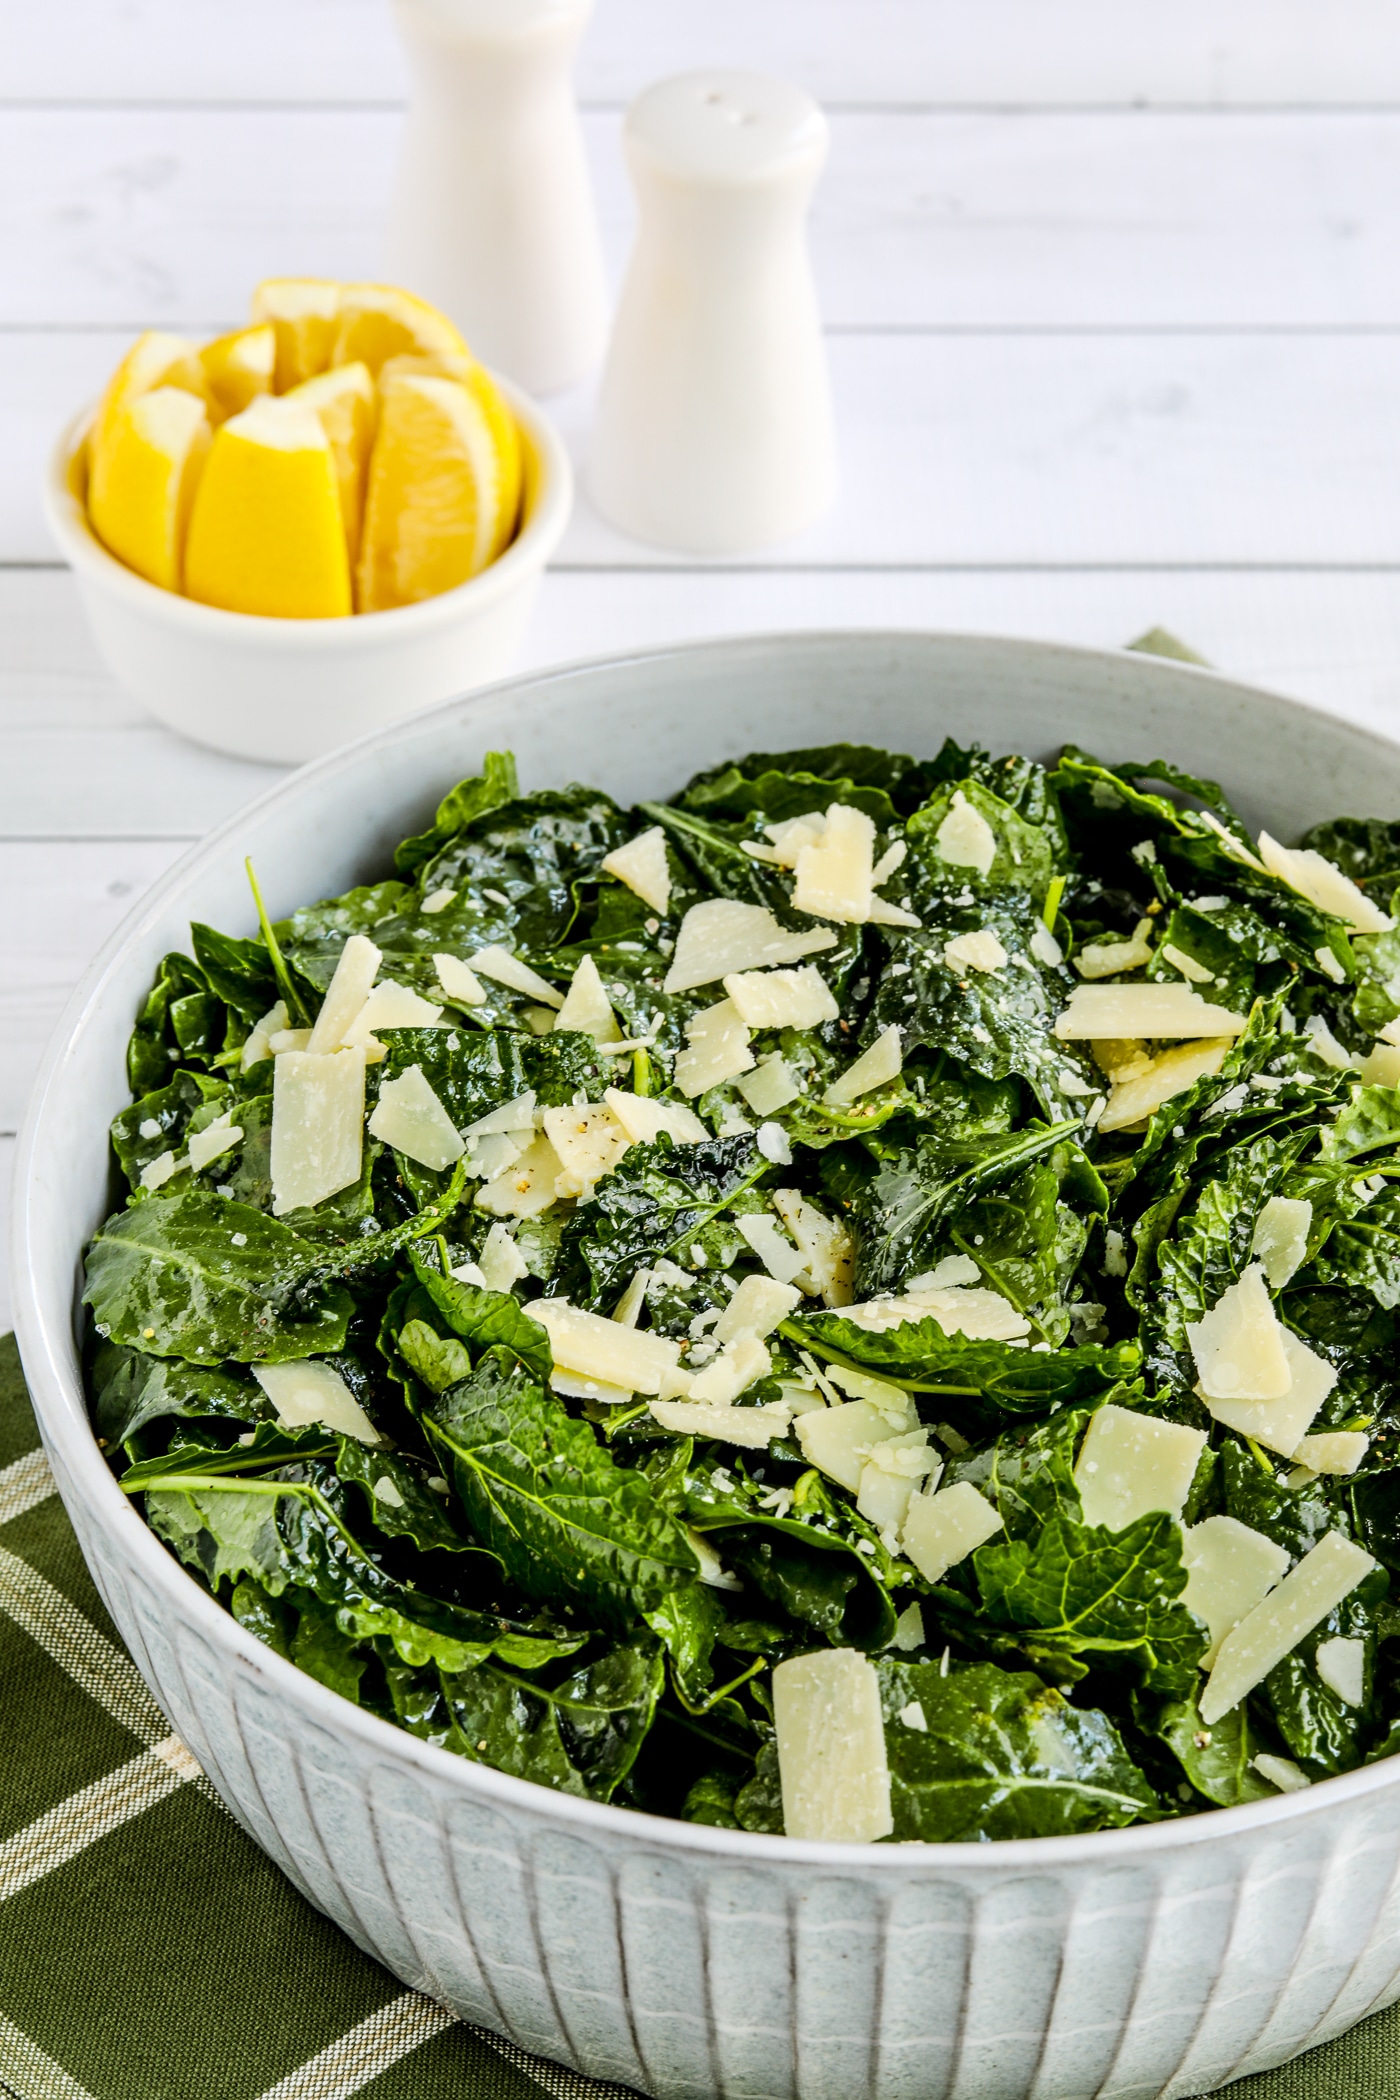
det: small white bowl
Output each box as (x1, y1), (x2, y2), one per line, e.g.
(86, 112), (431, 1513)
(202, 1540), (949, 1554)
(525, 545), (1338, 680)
(42, 370), (573, 766)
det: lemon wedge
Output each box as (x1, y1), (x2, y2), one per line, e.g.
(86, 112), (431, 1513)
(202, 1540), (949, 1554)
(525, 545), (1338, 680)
(356, 371), (513, 611)
(286, 362), (377, 567)
(88, 329), (206, 487)
(332, 283), (469, 376)
(87, 385), (212, 592)
(200, 324), (275, 422)
(249, 278), (342, 390)
(380, 353), (523, 565)
(184, 396), (351, 618)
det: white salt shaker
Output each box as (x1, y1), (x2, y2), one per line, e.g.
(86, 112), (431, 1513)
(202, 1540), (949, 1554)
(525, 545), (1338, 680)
(385, 0), (609, 395)
(590, 70), (837, 555)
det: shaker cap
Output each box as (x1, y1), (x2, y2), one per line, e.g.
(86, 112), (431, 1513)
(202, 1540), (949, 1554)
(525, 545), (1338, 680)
(626, 70), (827, 186)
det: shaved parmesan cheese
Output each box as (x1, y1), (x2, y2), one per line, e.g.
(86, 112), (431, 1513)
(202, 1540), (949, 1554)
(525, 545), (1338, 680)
(648, 1399), (791, 1447)
(867, 895), (922, 929)
(1315, 1635), (1366, 1706)
(1201, 1531), (1377, 1725)
(687, 1527), (743, 1592)
(795, 1393), (919, 1491)
(933, 791), (996, 878)
(1358, 1042), (1400, 1087)
(187, 1111), (243, 1172)
(737, 1053), (801, 1116)
(1204, 1328), (1337, 1457)
(367, 1063), (465, 1171)
(308, 934), (381, 1054)
(1030, 922), (1064, 968)
(824, 1026), (902, 1107)
(1096, 1038), (1232, 1134)
(478, 1223), (528, 1293)
(612, 1268), (651, 1328)
(1257, 832), (1394, 934)
(944, 928), (1008, 975)
(723, 965), (839, 1030)
(771, 1190), (855, 1304)
(1253, 1754), (1310, 1794)
(555, 954), (622, 1043)
(1315, 946), (1347, 985)
(892, 1601), (925, 1651)
(1294, 1430), (1369, 1475)
(466, 1091), (536, 1137)
(373, 1475), (405, 1508)
(842, 1284), (1030, 1343)
(793, 803), (876, 924)
(1252, 1196), (1313, 1289)
(1160, 942), (1215, 985)
(241, 999), (289, 1071)
(1196, 811), (1268, 872)
(421, 888), (457, 913)
(1055, 982), (1247, 1041)
(140, 1150), (183, 1191)
(602, 1087), (707, 1147)
(1073, 1404), (1207, 1532)
(530, 1297), (681, 1395)
(271, 1049), (365, 1215)
(254, 1360), (379, 1443)
(772, 1649), (892, 1843)
(1302, 1015), (1352, 1070)
(901, 1481), (1003, 1583)
(1182, 1515), (1290, 1665)
(688, 1334), (770, 1405)
(857, 1432), (941, 1535)
(736, 1211), (807, 1286)
(872, 838), (907, 887)
(675, 999), (754, 1098)
(541, 1101), (631, 1193)
(1187, 1265), (1291, 1401)
(715, 1273), (802, 1343)
(756, 813), (826, 869)
(269, 1028), (313, 1056)
(912, 1255), (981, 1289)
(601, 826), (672, 916)
(663, 899), (837, 995)
(1074, 921), (1155, 981)
(343, 980), (444, 1048)
(468, 945), (563, 1008)
(476, 1130), (566, 1218)
(434, 952), (488, 1008)
(826, 1365), (917, 1416)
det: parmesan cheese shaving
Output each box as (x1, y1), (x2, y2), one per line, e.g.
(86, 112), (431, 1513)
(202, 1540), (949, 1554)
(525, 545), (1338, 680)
(933, 791), (996, 877)
(648, 1399), (792, 1447)
(687, 1334), (770, 1405)
(342, 979), (444, 1047)
(270, 1048), (366, 1215)
(722, 965), (839, 1031)
(368, 1063), (465, 1171)
(772, 1650), (893, 1843)
(1251, 1196), (1313, 1289)
(1181, 1515), (1290, 1666)
(241, 999), (289, 1071)
(254, 1360), (380, 1443)
(187, 1111), (243, 1172)
(1187, 1264), (1291, 1402)
(468, 945), (564, 1008)
(715, 1273), (802, 1343)
(475, 1129), (566, 1218)
(1203, 1328), (1337, 1457)
(1200, 1531), (1377, 1725)
(1096, 1038), (1232, 1134)
(555, 954), (622, 1043)
(307, 934), (381, 1054)
(1315, 1635), (1366, 1706)
(795, 1393), (919, 1492)
(823, 1026), (902, 1107)
(1073, 921), (1155, 980)
(1293, 1430), (1369, 1475)
(1072, 1405), (1207, 1532)
(901, 1481), (1003, 1583)
(736, 1053), (801, 1116)
(602, 1088), (707, 1147)
(434, 953), (488, 1008)
(771, 1190), (855, 1304)
(736, 1211), (807, 1286)
(529, 1297), (681, 1395)
(792, 803), (875, 924)
(1257, 832), (1394, 934)
(841, 1283), (1029, 1343)
(675, 999), (754, 1098)
(663, 900), (837, 995)
(541, 1101), (631, 1193)
(1054, 982), (1247, 1040)
(477, 1222), (528, 1293)
(601, 827), (672, 916)
(944, 928), (1008, 974)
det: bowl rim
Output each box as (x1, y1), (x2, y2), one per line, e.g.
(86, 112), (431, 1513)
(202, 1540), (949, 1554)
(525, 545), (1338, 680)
(17, 625), (1400, 1873)
(42, 365), (573, 647)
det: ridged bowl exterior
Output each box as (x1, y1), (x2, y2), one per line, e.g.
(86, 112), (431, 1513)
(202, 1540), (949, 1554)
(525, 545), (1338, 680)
(18, 632), (1400, 2100)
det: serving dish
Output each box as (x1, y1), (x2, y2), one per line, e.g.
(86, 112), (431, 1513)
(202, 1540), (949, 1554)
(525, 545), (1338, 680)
(16, 629), (1400, 2100)
(41, 369), (572, 767)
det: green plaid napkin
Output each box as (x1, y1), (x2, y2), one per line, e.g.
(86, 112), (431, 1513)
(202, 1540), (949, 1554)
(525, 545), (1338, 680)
(2, 1328), (1398, 2100)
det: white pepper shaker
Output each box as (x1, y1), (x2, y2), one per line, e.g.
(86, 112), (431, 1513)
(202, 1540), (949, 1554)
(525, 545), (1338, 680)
(385, 0), (609, 395)
(590, 70), (836, 556)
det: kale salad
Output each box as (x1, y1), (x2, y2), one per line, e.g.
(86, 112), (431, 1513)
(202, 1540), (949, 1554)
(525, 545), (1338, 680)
(84, 736), (1400, 1843)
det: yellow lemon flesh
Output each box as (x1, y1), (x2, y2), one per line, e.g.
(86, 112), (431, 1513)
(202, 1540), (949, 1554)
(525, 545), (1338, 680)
(380, 353), (523, 564)
(88, 329), (206, 498)
(286, 362), (377, 568)
(356, 372), (511, 611)
(87, 385), (211, 592)
(200, 324), (275, 422)
(184, 396), (351, 618)
(249, 278), (342, 391)
(332, 283), (469, 376)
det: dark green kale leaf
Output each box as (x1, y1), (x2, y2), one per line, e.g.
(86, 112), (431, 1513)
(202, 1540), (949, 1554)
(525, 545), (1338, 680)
(971, 1511), (1207, 1692)
(393, 750), (521, 877)
(404, 1256), (554, 1381)
(944, 1409), (1089, 1536)
(425, 1348), (700, 1626)
(563, 1133), (770, 1306)
(435, 1636), (665, 1801)
(111, 1071), (234, 1191)
(794, 1310), (1139, 1416)
(880, 1659), (1158, 1839)
(190, 922), (281, 1023)
(373, 1024), (605, 1126)
(1299, 816), (1400, 895)
(1145, 1690), (1274, 1807)
(413, 787), (632, 955)
(90, 1341), (266, 1448)
(676, 741), (933, 818)
(126, 950), (230, 1095)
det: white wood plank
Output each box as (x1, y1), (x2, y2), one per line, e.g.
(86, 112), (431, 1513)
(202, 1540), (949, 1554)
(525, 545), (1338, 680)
(4, 567), (1400, 845)
(10, 330), (1400, 568)
(0, 840), (189, 1133)
(6, 0), (1400, 108)
(7, 108), (1400, 333)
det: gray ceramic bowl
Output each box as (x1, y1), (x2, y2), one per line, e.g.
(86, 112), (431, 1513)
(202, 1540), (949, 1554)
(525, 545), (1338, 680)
(16, 632), (1400, 2100)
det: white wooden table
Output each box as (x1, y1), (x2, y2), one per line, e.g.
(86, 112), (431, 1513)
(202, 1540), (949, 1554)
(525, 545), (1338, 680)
(6, 0), (1400, 1329)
